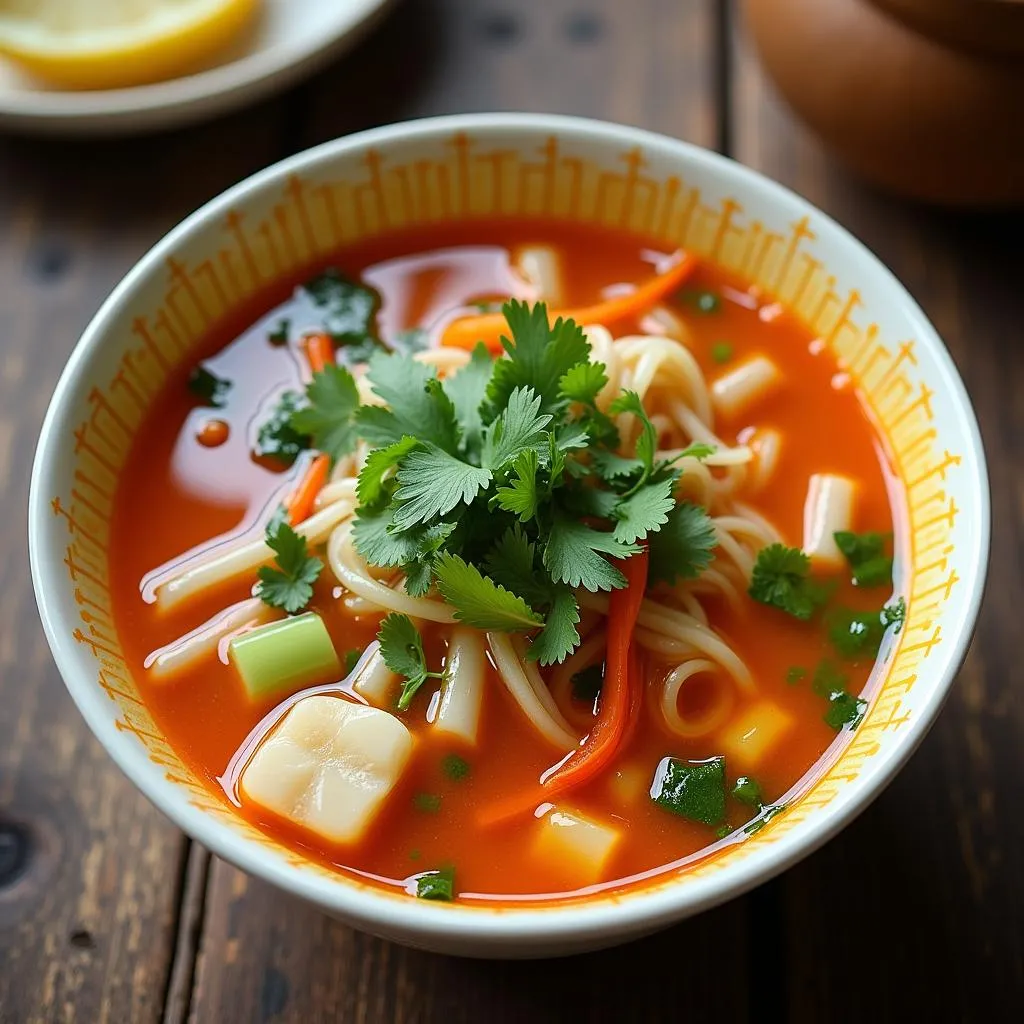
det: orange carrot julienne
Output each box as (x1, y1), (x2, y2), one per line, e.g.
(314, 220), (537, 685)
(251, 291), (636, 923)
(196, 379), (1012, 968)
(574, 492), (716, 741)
(286, 453), (330, 527)
(479, 548), (650, 827)
(305, 332), (335, 373)
(441, 254), (698, 352)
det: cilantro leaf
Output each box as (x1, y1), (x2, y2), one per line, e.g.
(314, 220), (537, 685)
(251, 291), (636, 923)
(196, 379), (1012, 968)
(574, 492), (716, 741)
(486, 300), (591, 412)
(400, 521), (456, 598)
(561, 482), (621, 521)
(415, 866), (455, 901)
(748, 543), (826, 620)
(543, 516), (641, 592)
(433, 553), (543, 630)
(377, 613), (441, 710)
(882, 596), (906, 634)
(356, 437), (419, 509)
(483, 525), (551, 607)
(392, 445), (492, 529)
(609, 390), (657, 485)
(289, 365), (360, 466)
(441, 342), (493, 458)
(482, 386), (551, 469)
(559, 361), (608, 404)
(255, 390), (310, 467)
(834, 530), (894, 588)
(528, 588), (581, 666)
(827, 607), (884, 661)
(494, 448), (540, 522)
(810, 660), (867, 730)
(402, 558), (435, 598)
(392, 328), (429, 354)
(357, 351), (459, 452)
(612, 476), (676, 544)
(553, 422), (590, 453)
(188, 366), (232, 407)
(647, 502), (716, 584)
(351, 508), (453, 568)
(256, 520), (323, 613)
(652, 756), (726, 826)
(302, 269), (380, 356)
(591, 449), (644, 482)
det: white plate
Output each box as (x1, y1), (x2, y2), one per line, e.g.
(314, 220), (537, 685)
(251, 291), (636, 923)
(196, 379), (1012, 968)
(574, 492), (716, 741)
(0, 0), (394, 136)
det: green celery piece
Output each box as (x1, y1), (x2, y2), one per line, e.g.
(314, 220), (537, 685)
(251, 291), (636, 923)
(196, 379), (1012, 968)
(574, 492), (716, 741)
(651, 756), (726, 826)
(228, 612), (340, 702)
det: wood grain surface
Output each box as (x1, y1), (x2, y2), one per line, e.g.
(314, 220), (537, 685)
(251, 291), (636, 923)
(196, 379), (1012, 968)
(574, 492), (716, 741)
(0, 1), (1020, 1021)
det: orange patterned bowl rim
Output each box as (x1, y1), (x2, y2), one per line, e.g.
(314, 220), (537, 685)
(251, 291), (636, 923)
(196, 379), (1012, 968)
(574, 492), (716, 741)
(28, 114), (989, 956)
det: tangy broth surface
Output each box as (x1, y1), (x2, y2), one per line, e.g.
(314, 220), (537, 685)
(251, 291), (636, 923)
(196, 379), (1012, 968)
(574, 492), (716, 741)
(110, 219), (902, 902)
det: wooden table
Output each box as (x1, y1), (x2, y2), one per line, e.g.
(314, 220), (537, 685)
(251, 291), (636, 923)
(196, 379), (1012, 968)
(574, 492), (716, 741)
(2, 2), (1021, 1020)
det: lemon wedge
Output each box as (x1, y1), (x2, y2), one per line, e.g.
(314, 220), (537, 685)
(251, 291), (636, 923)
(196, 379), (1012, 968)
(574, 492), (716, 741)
(0, 0), (260, 90)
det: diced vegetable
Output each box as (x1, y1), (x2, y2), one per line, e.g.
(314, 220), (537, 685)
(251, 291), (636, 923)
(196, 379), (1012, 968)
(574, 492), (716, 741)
(240, 694), (413, 845)
(433, 627), (486, 746)
(717, 702), (793, 768)
(650, 756), (726, 826)
(710, 355), (782, 417)
(351, 645), (399, 707)
(533, 807), (622, 886)
(415, 866), (455, 901)
(802, 474), (856, 569)
(228, 611), (340, 702)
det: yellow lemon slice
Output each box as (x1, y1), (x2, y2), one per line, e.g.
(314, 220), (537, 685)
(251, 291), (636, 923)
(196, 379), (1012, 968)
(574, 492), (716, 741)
(0, 0), (260, 91)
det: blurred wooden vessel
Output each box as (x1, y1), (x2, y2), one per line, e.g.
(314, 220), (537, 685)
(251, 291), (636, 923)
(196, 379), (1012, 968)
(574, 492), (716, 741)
(744, 0), (1024, 205)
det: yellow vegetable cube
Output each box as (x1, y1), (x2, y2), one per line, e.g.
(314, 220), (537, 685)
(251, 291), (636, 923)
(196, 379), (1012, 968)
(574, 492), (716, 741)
(533, 807), (621, 887)
(718, 701), (794, 769)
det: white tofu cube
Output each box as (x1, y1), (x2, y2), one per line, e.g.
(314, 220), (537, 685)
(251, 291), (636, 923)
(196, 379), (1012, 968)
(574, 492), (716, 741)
(534, 807), (621, 887)
(241, 694), (413, 845)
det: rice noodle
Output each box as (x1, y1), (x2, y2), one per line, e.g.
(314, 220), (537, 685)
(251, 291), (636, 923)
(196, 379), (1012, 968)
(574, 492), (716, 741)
(487, 632), (578, 751)
(660, 659), (735, 739)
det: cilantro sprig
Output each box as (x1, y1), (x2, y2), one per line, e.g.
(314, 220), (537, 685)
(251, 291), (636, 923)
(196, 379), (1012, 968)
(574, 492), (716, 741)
(256, 520), (323, 613)
(277, 299), (718, 666)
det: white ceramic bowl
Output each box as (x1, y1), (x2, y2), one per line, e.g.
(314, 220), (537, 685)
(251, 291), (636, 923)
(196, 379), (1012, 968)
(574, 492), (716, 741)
(29, 114), (989, 957)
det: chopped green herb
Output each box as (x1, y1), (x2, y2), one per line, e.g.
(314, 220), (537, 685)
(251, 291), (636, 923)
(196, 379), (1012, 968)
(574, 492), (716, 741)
(255, 520), (323, 613)
(711, 341), (733, 364)
(651, 756), (726, 826)
(680, 289), (721, 314)
(442, 754), (471, 782)
(812, 660), (867, 731)
(188, 366), (232, 408)
(255, 391), (310, 467)
(268, 318), (290, 346)
(715, 824), (734, 839)
(409, 848), (421, 861)
(882, 596), (906, 634)
(302, 268), (381, 361)
(646, 502), (716, 585)
(744, 804), (786, 835)
(570, 663), (604, 703)
(413, 792), (442, 814)
(342, 648), (361, 675)
(827, 607), (884, 661)
(834, 530), (894, 587)
(732, 776), (763, 808)
(289, 365), (361, 466)
(415, 866), (455, 901)
(377, 614), (443, 710)
(749, 544), (828, 620)
(786, 666), (808, 685)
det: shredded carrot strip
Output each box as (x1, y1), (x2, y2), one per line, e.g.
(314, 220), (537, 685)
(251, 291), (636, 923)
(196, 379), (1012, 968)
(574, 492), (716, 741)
(440, 254), (698, 352)
(479, 549), (650, 826)
(286, 453), (330, 527)
(305, 332), (335, 374)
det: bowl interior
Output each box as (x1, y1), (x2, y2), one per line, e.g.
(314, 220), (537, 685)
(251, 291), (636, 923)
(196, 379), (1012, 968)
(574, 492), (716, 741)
(29, 114), (988, 954)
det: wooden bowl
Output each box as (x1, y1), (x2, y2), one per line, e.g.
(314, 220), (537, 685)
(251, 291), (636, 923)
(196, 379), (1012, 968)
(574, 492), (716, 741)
(744, 0), (1024, 205)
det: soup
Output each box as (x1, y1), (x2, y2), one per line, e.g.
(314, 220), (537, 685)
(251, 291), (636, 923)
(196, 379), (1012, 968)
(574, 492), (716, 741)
(109, 219), (904, 904)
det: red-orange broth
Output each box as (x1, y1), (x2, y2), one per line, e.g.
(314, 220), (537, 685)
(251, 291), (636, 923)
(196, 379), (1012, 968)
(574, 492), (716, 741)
(109, 219), (904, 904)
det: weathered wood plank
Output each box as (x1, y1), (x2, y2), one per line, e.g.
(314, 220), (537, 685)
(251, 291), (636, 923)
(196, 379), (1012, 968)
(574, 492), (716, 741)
(0, 101), (290, 1024)
(730, 6), (1024, 1018)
